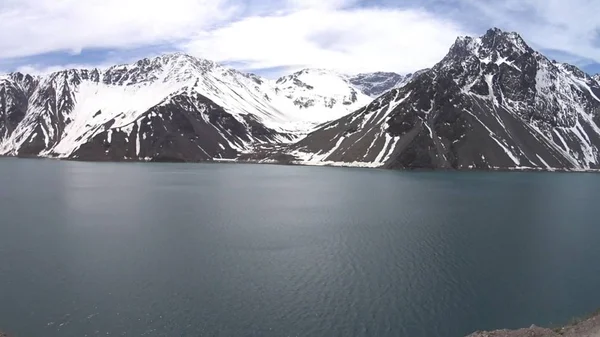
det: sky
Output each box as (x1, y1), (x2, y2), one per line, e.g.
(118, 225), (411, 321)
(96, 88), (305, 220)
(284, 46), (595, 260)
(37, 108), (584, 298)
(0, 0), (599, 78)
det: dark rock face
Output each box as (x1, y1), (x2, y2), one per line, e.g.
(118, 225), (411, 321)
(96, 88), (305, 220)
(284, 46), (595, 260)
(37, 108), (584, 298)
(71, 92), (289, 162)
(0, 70), (81, 155)
(291, 28), (600, 170)
(0, 77), (30, 141)
(72, 93), (289, 162)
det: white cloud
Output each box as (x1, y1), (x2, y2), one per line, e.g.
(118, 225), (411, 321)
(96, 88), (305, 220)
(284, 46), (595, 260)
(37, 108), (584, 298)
(1, 0), (599, 78)
(0, 0), (236, 59)
(15, 63), (112, 76)
(0, 0), (467, 76)
(464, 0), (600, 62)
(183, 7), (467, 75)
(285, 0), (359, 10)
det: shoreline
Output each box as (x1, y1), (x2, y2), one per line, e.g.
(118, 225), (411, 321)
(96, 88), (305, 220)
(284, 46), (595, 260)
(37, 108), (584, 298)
(1, 154), (600, 173)
(3, 312), (600, 337)
(468, 311), (600, 337)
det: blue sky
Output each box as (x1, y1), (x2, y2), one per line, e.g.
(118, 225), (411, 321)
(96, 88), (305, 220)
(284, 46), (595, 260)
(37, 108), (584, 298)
(0, 0), (599, 77)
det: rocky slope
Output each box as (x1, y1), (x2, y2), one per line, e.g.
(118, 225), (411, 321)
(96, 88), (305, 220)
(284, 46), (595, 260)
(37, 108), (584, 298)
(0, 55), (381, 161)
(347, 70), (428, 98)
(468, 311), (600, 337)
(288, 28), (600, 171)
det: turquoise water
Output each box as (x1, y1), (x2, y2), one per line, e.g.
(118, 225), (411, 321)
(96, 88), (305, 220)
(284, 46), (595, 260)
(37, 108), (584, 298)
(1, 158), (600, 336)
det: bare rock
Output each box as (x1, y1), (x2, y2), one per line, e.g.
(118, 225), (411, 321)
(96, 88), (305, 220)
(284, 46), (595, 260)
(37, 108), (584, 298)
(467, 312), (600, 337)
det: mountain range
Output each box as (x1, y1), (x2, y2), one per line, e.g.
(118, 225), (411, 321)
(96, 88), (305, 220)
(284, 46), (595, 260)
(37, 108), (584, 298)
(0, 55), (405, 161)
(1, 28), (600, 170)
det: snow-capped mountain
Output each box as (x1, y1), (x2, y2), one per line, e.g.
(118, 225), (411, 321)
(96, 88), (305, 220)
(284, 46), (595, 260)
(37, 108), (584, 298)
(274, 69), (371, 123)
(347, 70), (427, 98)
(287, 28), (600, 171)
(4, 30), (599, 170)
(594, 74), (600, 84)
(0, 54), (380, 161)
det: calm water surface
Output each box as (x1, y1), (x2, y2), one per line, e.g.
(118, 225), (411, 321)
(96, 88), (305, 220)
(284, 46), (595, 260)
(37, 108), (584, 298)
(1, 158), (600, 337)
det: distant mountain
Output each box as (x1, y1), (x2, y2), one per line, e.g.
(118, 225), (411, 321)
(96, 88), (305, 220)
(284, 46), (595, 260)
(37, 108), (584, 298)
(594, 74), (600, 83)
(0, 55), (379, 161)
(347, 72), (405, 97)
(347, 70), (427, 98)
(288, 28), (600, 171)
(274, 68), (371, 124)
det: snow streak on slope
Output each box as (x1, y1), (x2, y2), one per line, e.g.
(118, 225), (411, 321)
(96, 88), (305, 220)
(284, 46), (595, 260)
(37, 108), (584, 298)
(289, 89), (411, 168)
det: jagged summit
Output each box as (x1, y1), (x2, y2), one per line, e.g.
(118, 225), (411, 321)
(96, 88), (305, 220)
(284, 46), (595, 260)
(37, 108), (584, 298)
(482, 28), (529, 49)
(2, 53), (225, 88)
(109, 53), (218, 70)
(442, 28), (533, 70)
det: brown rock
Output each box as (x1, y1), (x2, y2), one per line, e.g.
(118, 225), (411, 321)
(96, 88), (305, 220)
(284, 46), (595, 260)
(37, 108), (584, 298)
(467, 326), (559, 337)
(467, 312), (600, 337)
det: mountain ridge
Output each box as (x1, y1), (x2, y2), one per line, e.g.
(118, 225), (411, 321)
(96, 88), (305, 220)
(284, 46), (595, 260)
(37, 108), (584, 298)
(2, 30), (600, 171)
(1, 53), (398, 160)
(285, 28), (600, 171)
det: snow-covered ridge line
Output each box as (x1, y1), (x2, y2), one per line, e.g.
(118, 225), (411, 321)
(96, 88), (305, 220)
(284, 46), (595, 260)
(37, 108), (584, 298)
(3, 29), (600, 171)
(1, 53), (411, 161)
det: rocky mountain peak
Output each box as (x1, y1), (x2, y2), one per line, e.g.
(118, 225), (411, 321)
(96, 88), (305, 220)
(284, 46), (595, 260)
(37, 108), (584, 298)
(442, 28), (533, 68)
(481, 27), (529, 53)
(0, 72), (38, 95)
(593, 73), (600, 83)
(100, 53), (223, 86)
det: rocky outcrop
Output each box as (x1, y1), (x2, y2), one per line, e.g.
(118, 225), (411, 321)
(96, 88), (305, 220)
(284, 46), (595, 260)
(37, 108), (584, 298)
(468, 311), (600, 337)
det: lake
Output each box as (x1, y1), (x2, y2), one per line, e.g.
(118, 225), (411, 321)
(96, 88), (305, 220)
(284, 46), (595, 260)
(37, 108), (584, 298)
(1, 158), (600, 337)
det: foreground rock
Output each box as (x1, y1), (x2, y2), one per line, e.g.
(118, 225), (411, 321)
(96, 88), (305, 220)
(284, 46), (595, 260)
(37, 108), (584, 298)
(468, 312), (600, 337)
